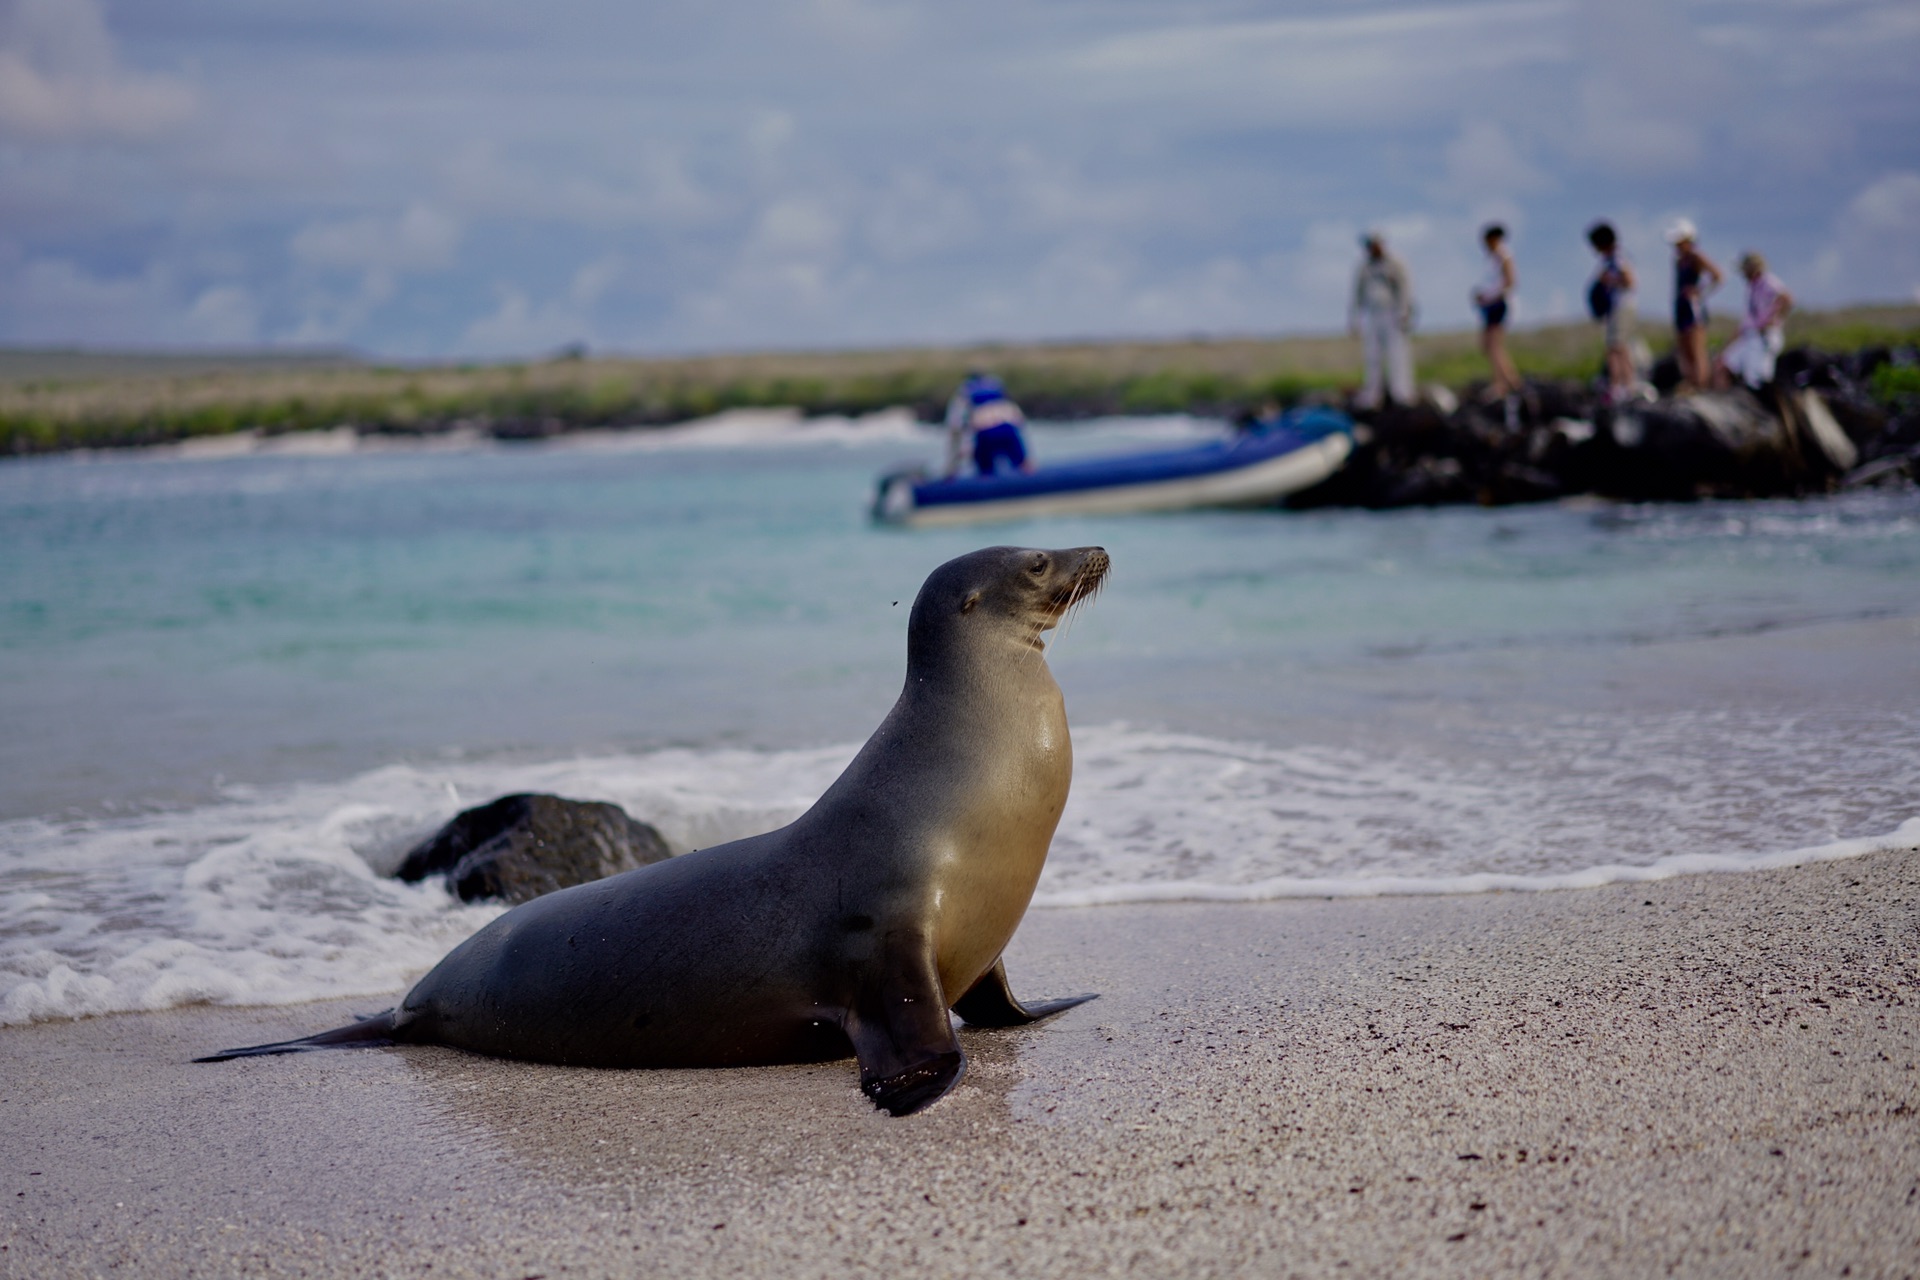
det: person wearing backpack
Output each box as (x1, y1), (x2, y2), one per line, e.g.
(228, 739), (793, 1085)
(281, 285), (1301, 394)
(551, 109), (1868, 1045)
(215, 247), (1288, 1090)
(1586, 221), (1637, 404)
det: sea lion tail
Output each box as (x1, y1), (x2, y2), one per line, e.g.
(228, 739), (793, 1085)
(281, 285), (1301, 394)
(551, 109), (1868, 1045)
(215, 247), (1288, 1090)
(193, 1009), (398, 1063)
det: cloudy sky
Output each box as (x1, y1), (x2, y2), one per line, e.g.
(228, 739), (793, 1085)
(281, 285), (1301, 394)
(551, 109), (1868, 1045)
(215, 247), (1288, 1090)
(1, 0), (1916, 357)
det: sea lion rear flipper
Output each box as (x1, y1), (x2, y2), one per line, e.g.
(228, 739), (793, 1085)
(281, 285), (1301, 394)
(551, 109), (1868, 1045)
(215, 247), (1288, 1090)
(952, 959), (1098, 1028)
(846, 946), (966, 1117)
(193, 1010), (398, 1063)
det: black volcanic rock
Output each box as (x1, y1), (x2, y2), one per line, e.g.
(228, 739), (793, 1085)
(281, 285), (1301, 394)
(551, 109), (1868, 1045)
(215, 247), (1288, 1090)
(1284, 348), (1920, 511)
(396, 793), (672, 905)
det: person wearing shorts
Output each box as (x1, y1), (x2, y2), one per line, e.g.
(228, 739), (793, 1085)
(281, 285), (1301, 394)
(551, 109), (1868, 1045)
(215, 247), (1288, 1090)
(1665, 218), (1722, 391)
(1473, 223), (1521, 404)
(1587, 221), (1637, 403)
(944, 371), (1032, 476)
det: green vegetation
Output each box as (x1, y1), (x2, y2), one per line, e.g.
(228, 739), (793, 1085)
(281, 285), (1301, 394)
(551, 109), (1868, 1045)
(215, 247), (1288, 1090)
(4, 304), (1916, 456)
(1870, 362), (1920, 406)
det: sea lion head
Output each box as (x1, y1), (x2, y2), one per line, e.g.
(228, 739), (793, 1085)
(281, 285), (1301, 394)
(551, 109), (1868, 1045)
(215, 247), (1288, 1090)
(909, 545), (1110, 661)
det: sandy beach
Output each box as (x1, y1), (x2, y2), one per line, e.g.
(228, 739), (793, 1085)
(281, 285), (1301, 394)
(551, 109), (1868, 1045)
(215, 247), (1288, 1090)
(4, 849), (1915, 1279)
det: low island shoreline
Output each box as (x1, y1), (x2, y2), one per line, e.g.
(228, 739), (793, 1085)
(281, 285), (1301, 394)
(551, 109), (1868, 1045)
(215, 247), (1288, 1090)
(5, 849), (1914, 1278)
(7, 306), (1918, 511)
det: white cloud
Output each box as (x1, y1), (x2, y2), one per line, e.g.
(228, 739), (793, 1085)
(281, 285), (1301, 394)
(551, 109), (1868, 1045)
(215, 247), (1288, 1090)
(460, 256), (624, 356)
(673, 193), (858, 341)
(1441, 120), (1551, 201)
(285, 272), (394, 347)
(1055, 1), (1571, 124)
(746, 109), (795, 160)
(1808, 171), (1920, 303)
(862, 169), (980, 262)
(5, 255), (166, 342)
(0, 2), (1916, 355)
(1564, 0), (1737, 175)
(285, 202), (461, 341)
(183, 284), (260, 344)
(439, 138), (714, 228)
(749, 195), (842, 259)
(1840, 171), (1920, 240)
(1025, 238), (1137, 328)
(802, 0), (920, 49)
(568, 255), (622, 309)
(463, 287), (558, 354)
(1806, 3), (1920, 52)
(0, 256), (254, 346)
(1000, 145), (1174, 236)
(1573, 75), (1704, 173)
(0, 0), (196, 142)
(290, 203), (461, 274)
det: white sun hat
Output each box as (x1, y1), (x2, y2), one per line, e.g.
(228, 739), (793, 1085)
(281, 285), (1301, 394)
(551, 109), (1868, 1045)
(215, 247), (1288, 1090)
(1664, 217), (1699, 244)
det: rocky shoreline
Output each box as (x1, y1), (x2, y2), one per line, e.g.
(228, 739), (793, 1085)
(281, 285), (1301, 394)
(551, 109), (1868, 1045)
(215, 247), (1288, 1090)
(1294, 345), (1920, 508)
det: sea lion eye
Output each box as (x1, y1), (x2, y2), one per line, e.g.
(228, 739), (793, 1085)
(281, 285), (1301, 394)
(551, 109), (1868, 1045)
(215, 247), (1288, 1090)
(960, 592), (980, 614)
(1028, 556), (1048, 576)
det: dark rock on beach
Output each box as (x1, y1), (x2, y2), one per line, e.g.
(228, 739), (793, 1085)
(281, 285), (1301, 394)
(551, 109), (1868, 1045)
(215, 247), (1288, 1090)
(396, 793), (673, 905)
(1287, 343), (1920, 510)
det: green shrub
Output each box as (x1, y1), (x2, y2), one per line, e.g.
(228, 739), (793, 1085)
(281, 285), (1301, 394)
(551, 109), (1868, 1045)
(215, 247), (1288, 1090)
(1870, 362), (1920, 405)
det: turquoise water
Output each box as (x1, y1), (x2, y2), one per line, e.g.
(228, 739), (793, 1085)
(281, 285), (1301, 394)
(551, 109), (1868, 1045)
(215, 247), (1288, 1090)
(2, 415), (1918, 1022)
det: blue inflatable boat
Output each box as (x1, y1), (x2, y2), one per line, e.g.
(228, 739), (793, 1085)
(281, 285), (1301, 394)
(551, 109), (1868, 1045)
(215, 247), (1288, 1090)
(872, 407), (1354, 527)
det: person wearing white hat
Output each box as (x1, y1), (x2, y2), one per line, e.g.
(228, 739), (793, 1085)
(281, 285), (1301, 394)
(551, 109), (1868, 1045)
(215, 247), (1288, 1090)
(1666, 218), (1723, 392)
(1349, 231), (1416, 410)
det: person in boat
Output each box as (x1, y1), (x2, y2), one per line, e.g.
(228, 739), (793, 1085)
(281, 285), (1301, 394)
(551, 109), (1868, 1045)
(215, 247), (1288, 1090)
(1349, 231), (1416, 411)
(944, 371), (1031, 476)
(1715, 252), (1793, 390)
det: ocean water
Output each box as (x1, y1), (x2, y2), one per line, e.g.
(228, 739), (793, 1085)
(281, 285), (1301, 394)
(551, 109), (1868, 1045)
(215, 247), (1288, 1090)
(3, 411), (1918, 1025)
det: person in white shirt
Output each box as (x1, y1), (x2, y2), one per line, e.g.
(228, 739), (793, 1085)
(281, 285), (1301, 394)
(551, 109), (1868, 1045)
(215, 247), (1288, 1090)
(943, 371), (1030, 476)
(1715, 253), (1793, 390)
(1472, 223), (1521, 403)
(1349, 231), (1416, 410)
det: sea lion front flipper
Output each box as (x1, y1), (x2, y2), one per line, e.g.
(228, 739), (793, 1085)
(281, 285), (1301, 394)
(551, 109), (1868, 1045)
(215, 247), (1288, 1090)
(952, 959), (1097, 1028)
(846, 944), (966, 1117)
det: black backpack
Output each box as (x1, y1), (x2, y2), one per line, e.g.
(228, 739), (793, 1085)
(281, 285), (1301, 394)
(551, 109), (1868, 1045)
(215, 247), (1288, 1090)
(1587, 276), (1613, 320)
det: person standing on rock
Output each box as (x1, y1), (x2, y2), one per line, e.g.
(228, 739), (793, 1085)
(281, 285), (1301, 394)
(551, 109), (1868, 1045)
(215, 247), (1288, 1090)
(1715, 253), (1794, 390)
(1665, 218), (1723, 392)
(1473, 223), (1522, 419)
(1350, 231), (1416, 410)
(1586, 221), (1638, 404)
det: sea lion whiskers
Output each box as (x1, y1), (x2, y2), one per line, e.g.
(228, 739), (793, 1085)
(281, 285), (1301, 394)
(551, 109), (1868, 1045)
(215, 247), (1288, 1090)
(1018, 550), (1103, 656)
(1039, 553), (1108, 655)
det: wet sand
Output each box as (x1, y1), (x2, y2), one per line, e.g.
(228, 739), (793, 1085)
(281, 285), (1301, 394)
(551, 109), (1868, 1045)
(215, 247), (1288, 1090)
(4, 851), (1916, 1279)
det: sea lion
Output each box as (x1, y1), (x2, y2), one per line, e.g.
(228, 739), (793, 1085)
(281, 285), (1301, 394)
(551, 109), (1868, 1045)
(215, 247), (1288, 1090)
(200, 544), (1109, 1116)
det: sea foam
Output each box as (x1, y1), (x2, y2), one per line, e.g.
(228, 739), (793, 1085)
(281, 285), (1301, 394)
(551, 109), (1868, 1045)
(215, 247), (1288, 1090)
(1, 722), (1914, 1025)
